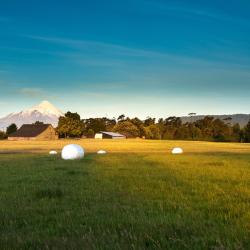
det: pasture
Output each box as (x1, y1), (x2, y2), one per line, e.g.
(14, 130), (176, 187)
(0, 139), (250, 249)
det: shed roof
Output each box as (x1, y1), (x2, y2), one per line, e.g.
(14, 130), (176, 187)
(8, 124), (52, 138)
(100, 131), (125, 137)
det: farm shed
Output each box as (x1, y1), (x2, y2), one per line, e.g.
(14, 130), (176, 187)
(8, 124), (58, 140)
(95, 131), (126, 139)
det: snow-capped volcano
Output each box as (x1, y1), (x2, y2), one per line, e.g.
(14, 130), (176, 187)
(27, 100), (63, 117)
(0, 100), (64, 130)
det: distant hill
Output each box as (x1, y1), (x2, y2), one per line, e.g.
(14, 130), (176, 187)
(0, 100), (63, 130)
(181, 114), (250, 128)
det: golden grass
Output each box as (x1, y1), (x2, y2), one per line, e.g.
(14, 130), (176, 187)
(0, 139), (250, 154)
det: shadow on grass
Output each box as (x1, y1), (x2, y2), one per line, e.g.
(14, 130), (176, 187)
(189, 151), (250, 156)
(35, 188), (64, 199)
(205, 161), (225, 167)
(0, 148), (46, 154)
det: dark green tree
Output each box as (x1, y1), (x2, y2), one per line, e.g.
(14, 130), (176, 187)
(244, 120), (250, 142)
(0, 131), (7, 140)
(162, 117), (182, 139)
(157, 118), (164, 139)
(57, 112), (84, 138)
(117, 114), (125, 122)
(231, 123), (241, 142)
(113, 121), (140, 138)
(212, 119), (230, 142)
(6, 123), (17, 135)
(83, 117), (116, 134)
(195, 116), (214, 139)
(174, 126), (190, 140)
(33, 121), (44, 125)
(144, 117), (155, 126)
(87, 128), (95, 138)
(186, 123), (202, 140)
(144, 124), (161, 139)
(130, 117), (145, 138)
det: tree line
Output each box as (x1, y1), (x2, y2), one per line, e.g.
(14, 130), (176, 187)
(1, 112), (250, 142)
(56, 112), (250, 142)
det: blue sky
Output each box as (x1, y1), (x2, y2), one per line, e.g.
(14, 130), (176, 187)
(0, 0), (250, 118)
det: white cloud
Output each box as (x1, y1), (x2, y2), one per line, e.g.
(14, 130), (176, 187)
(17, 88), (59, 100)
(24, 35), (250, 70)
(18, 88), (45, 97)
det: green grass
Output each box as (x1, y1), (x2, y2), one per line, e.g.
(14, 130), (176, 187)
(0, 141), (250, 249)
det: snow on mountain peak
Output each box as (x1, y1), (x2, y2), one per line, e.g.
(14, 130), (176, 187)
(27, 100), (63, 117)
(0, 100), (64, 129)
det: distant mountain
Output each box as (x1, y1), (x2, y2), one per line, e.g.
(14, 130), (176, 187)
(1, 100), (249, 131)
(181, 114), (250, 128)
(0, 100), (64, 130)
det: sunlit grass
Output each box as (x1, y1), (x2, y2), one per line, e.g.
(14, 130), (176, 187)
(0, 140), (249, 249)
(1, 138), (250, 154)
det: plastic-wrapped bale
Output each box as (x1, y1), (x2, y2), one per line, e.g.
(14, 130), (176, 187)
(171, 147), (183, 154)
(61, 144), (84, 160)
(49, 150), (57, 155)
(97, 150), (107, 154)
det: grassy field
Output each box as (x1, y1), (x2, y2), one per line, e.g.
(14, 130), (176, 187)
(0, 139), (250, 249)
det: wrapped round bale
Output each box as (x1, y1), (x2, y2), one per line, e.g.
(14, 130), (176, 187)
(49, 150), (57, 155)
(171, 147), (183, 154)
(97, 150), (107, 154)
(61, 144), (84, 160)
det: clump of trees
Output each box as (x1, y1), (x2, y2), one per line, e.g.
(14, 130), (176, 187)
(57, 112), (84, 138)
(56, 111), (250, 143)
(0, 131), (7, 140)
(243, 121), (250, 142)
(113, 120), (140, 138)
(6, 123), (17, 135)
(0, 123), (18, 140)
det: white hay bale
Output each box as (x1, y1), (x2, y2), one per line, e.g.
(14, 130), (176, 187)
(61, 144), (84, 160)
(171, 147), (183, 154)
(49, 150), (57, 155)
(97, 150), (107, 154)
